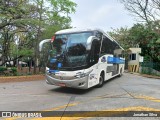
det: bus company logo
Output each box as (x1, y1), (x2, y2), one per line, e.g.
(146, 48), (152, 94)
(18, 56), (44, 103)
(101, 57), (106, 62)
(2, 112), (12, 117)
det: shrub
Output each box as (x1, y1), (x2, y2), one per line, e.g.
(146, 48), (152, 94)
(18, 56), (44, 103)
(0, 66), (7, 75)
(11, 67), (17, 76)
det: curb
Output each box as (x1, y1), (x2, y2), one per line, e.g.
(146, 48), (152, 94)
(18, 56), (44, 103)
(129, 72), (160, 79)
(0, 74), (45, 83)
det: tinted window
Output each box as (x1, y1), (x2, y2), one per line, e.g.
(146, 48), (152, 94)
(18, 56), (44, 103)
(101, 35), (113, 55)
(88, 40), (100, 66)
(101, 35), (121, 56)
(48, 32), (93, 71)
(130, 54), (136, 60)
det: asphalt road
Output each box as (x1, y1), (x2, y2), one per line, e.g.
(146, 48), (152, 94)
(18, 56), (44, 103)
(0, 73), (160, 120)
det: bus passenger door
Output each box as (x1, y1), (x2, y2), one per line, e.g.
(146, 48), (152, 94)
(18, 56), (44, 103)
(88, 40), (100, 87)
(89, 40), (100, 67)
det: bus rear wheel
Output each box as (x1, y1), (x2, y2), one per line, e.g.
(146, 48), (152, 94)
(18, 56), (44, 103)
(97, 72), (104, 88)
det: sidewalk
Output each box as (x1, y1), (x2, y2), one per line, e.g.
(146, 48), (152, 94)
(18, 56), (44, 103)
(0, 74), (45, 83)
(129, 72), (160, 79)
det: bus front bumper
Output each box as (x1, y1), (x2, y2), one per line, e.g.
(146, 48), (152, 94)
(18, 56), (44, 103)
(45, 74), (89, 89)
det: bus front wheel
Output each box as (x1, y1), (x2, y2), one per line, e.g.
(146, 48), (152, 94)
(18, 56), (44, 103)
(97, 72), (104, 88)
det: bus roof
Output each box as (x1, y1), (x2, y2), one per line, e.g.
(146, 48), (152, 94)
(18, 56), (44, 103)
(55, 28), (103, 34)
(55, 28), (124, 50)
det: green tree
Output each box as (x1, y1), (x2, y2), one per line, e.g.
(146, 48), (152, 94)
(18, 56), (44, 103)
(109, 23), (160, 63)
(0, 0), (77, 74)
(31, 0), (76, 73)
(108, 27), (130, 49)
(0, 0), (38, 66)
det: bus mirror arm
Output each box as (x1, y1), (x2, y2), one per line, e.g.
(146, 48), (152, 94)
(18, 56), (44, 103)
(39, 39), (51, 52)
(86, 36), (99, 50)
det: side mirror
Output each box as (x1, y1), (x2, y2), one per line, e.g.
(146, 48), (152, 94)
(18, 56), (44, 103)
(39, 39), (51, 52)
(86, 36), (99, 50)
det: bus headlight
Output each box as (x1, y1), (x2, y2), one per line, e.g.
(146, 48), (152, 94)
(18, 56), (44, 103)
(75, 70), (93, 78)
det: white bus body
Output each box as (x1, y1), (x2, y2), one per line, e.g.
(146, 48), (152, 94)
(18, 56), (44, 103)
(39, 28), (125, 89)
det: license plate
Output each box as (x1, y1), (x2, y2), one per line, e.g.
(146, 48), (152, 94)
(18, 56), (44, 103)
(57, 83), (66, 87)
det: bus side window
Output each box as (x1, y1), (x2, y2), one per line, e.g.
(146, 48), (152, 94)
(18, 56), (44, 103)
(101, 35), (113, 55)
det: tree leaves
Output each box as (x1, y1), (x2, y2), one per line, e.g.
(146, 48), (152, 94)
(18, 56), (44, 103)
(0, 0), (77, 67)
(109, 22), (160, 62)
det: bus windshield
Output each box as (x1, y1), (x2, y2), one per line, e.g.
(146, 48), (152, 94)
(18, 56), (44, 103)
(47, 32), (93, 71)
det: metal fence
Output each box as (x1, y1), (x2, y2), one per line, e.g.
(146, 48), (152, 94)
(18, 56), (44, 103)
(140, 62), (160, 75)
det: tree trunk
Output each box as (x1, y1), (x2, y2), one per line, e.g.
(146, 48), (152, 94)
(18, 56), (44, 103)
(33, 0), (43, 74)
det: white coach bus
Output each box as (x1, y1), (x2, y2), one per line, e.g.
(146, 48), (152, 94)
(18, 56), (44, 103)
(39, 28), (125, 89)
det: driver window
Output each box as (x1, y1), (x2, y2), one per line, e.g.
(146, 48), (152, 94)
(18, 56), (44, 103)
(89, 40), (100, 66)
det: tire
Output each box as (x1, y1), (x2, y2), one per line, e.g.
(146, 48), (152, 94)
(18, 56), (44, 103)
(97, 72), (104, 88)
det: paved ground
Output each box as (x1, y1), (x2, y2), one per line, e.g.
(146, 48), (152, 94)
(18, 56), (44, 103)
(0, 73), (160, 120)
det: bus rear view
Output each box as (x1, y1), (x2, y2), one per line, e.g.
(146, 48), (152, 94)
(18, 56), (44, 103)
(39, 28), (125, 89)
